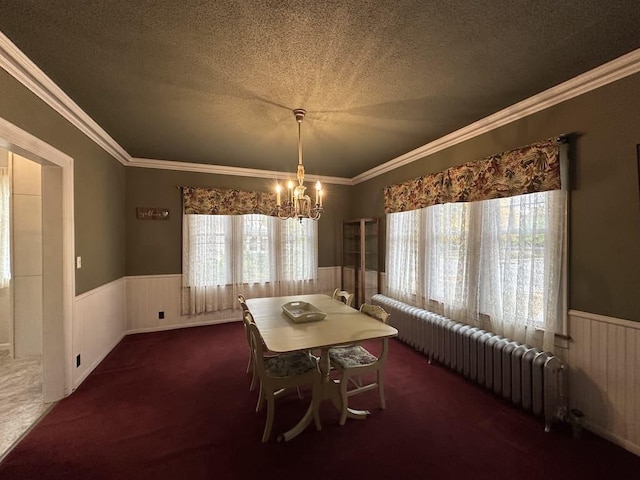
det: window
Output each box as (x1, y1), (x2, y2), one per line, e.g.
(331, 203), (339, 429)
(182, 214), (318, 314)
(279, 216), (317, 281)
(387, 190), (566, 351)
(427, 202), (470, 315)
(386, 209), (419, 298)
(241, 214), (275, 284)
(183, 215), (231, 287)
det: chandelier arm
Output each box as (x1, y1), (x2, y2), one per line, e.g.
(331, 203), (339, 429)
(274, 107), (322, 222)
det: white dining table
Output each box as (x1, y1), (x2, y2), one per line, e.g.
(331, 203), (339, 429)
(246, 293), (398, 441)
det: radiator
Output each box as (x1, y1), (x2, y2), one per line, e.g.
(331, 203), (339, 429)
(372, 294), (566, 431)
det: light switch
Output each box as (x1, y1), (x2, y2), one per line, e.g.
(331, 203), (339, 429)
(76, 256), (82, 269)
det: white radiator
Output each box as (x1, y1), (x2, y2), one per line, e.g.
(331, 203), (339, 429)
(372, 294), (566, 431)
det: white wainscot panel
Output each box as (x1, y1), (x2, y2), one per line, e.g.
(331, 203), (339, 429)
(126, 274), (184, 333)
(568, 310), (640, 456)
(125, 268), (342, 334)
(317, 266), (341, 296)
(73, 278), (126, 388)
(126, 274), (239, 333)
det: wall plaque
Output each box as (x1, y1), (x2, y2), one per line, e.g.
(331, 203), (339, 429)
(136, 207), (170, 220)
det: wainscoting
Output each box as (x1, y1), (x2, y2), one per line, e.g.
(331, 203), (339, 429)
(125, 274), (242, 332)
(567, 310), (640, 456)
(72, 278), (126, 388)
(124, 267), (341, 333)
(69, 275), (639, 457)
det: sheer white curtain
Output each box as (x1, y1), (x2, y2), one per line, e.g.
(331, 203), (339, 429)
(182, 214), (318, 315)
(387, 203), (476, 321)
(386, 190), (566, 351)
(277, 217), (318, 295)
(479, 190), (565, 351)
(424, 202), (476, 321)
(386, 209), (420, 305)
(0, 167), (10, 289)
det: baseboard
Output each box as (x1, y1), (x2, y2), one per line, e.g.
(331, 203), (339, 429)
(126, 316), (240, 335)
(0, 343), (9, 351)
(585, 421), (640, 457)
(72, 331), (126, 391)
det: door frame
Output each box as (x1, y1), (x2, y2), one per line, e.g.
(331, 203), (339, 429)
(0, 116), (75, 401)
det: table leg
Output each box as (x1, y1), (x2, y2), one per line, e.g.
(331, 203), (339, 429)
(278, 347), (370, 441)
(278, 402), (315, 442)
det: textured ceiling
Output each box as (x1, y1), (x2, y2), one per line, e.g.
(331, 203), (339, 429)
(2, 1), (640, 179)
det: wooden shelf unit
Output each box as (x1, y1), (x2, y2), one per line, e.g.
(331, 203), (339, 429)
(341, 218), (381, 308)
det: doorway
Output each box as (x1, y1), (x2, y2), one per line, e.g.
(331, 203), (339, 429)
(0, 150), (47, 455)
(0, 117), (74, 458)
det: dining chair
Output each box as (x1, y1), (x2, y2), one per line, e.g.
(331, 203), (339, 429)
(328, 303), (390, 426)
(332, 288), (355, 307)
(238, 294), (256, 384)
(242, 305), (305, 403)
(246, 317), (322, 442)
(238, 293), (247, 308)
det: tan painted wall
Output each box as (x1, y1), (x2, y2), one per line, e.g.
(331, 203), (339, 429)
(0, 148), (9, 347)
(0, 69), (126, 295)
(2, 63), (640, 322)
(12, 154), (43, 356)
(124, 167), (353, 274)
(350, 72), (640, 323)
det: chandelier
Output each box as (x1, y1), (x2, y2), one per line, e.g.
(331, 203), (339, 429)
(275, 108), (323, 222)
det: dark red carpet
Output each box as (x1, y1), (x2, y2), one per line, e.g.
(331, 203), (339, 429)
(1, 322), (638, 479)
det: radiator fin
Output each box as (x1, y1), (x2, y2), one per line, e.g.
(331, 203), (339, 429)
(372, 294), (564, 431)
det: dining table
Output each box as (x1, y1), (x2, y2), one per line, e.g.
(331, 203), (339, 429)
(245, 293), (398, 441)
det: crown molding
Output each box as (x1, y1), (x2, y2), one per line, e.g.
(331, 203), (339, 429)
(130, 157), (353, 185)
(3, 29), (640, 185)
(0, 116), (73, 168)
(0, 31), (131, 166)
(352, 48), (640, 185)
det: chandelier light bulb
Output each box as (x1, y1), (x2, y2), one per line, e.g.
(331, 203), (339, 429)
(274, 108), (324, 222)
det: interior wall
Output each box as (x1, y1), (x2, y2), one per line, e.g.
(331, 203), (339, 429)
(12, 153), (43, 357)
(0, 275), (8, 350)
(2, 26), (638, 323)
(0, 148), (9, 349)
(350, 71), (640, 324)
(0, 69), (126, 296)
(124, 167), (353, 274)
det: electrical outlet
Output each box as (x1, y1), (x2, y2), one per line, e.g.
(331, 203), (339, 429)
(76, 354), (81, 367)
(158, 311), (165, 319)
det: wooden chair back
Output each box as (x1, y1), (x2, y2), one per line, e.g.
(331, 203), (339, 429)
(332, 288), (355, 307)
(359, 303), (389, 323)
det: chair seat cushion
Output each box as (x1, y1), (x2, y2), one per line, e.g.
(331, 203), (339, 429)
(329, 345), (378, 369)
(264, 352), (317, 377)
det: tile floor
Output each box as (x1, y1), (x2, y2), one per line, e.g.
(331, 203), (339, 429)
(0, 350), (50, 459)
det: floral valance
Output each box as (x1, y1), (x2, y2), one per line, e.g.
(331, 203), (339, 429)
(182, 186), (277, 216)
(384, 138), (561, 213)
